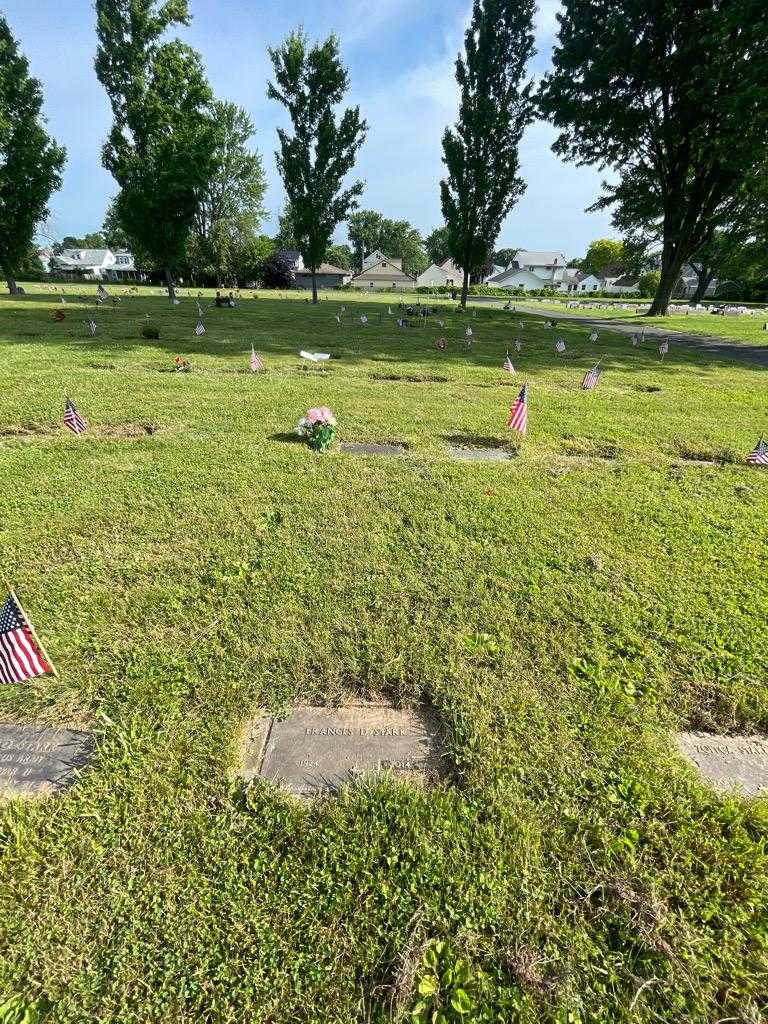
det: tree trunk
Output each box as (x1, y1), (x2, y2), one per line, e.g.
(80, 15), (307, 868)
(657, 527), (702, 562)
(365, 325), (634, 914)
(460, 267), (470, 307)
(164, 268), (177, 302)
(692, 269), (714, 304)
(311, 270), (318, 304)
(5, 274), (18, 295)
(647, 244), (688, 316)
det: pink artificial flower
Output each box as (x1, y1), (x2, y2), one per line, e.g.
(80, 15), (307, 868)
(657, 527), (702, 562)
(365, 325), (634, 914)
(306, 407), (323, 424)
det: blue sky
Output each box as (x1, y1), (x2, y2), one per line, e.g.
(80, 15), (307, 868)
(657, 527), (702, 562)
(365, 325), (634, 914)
(4, 0), (615, 259)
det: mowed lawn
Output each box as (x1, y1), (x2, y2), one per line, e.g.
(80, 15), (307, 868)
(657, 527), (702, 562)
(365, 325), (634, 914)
(1, 285), (767, 1023)
(517, 297), (768, 346)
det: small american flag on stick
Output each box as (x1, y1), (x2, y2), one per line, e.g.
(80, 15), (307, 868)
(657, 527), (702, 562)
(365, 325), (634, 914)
(503, 354), (516, 374)
(85, 319), (97, 336)
(581, 363), (602, 390)
(250, 346), (264, 372)
(746, 438), (768, 466)
(589, 330), (598, 343)
(64, 397), (87, 435)
(507, 383), (528, 434)
(195, 320), (206, 336)
(0, 590), (55, 684)
(97, 284), (109, 301)
(659, 340), (669, 358)
(555, 338), (566, 354)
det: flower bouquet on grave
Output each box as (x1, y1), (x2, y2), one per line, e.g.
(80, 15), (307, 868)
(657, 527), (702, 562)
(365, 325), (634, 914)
(296, 406), (337, 452)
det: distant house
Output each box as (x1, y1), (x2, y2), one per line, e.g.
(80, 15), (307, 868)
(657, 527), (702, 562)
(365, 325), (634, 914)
(576, 274), (603, 293)
(352, 256), (415, 291)
(416, 257), (464, 288)
(362, 249), (388, 271)
(677, 265), (719, 298)
(489, 250), (582, 292)
(49, 248), (141, 281)
(293, 263), (352, 289)
(604, 275), (640, 295)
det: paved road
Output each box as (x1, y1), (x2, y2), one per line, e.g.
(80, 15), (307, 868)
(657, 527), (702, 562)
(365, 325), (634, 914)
(505, 302), (768, 369)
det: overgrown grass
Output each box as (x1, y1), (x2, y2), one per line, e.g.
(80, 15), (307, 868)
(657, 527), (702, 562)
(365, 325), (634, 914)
(0, 285), (767, 1023)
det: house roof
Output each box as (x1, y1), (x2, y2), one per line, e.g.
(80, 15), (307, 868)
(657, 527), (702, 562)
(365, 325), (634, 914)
(352, 258), (415, 281)
(61, 248), (112, 266)
(514, 250), (567, 268)
(612, 275), (639, 287)
(294, 263), (350, 276)
(491, 268), (546, 285)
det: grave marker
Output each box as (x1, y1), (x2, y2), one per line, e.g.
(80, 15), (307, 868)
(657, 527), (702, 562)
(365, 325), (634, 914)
(0, 723), (93, 798)
(675, 731), (768, 797)
(240, 704), (442, 797)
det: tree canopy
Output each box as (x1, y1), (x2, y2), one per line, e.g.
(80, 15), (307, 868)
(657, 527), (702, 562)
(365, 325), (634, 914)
(0, 14), (65, 293)
(268, 30), (367, 302)
(539, 0), (768, 315)
(347, 210), (428, 275)
(94, 0), (218, 298)
(440, 0), (535, 305)
(187, 100), (267, 284)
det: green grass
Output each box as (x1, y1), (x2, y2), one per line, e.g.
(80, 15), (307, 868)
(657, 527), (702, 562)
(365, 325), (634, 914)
(1, 285), (767, 1023)
(516, 297), (768, 346)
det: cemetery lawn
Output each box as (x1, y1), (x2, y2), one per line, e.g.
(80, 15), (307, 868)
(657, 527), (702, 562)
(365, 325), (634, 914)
(1, 284), (767, 1024)
(517, 298), (768, 346)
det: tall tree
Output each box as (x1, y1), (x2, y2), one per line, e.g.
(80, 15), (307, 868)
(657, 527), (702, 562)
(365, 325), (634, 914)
(580, 238), (626, 277)
(539, 0), (768, 316)
(425, 226), (452, 267)
(268, 30), (367, 303)
(188, 100), (267, 283)
(493, 246), (519, 269)
(102, 198), (131, 251)
(273, 206), (299, 250)
(0, 15), (65, 294)
(440, 0), (536, 306)
(347, 209), (384, 269)
(94, 0), (218, 301)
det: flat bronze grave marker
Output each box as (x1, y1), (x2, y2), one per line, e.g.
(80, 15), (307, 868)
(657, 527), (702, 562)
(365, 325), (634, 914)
(241, 704), (442, 797)
(449, 446), (513, 462)
(339, 441), (406, 457)
(675, 731), (768, 797)
(0, 724), (93, 798)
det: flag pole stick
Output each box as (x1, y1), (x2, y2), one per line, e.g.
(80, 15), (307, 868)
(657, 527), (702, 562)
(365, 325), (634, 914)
(7, 586), (59, 678)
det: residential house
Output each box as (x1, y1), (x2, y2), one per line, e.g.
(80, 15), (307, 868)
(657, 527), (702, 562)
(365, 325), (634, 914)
(577, 274), (604, 293)
(293, 263), (353, 289)
(416, 257), (464, 288)
(362, 249), (388, 271)
(677, 265), (719, 299)
(489, 250), (582, 292)
(49, 248), (141, 281)
(276, 249), (304, 272)
(604, 275), (640, 295)
(351, 256), (415, 291)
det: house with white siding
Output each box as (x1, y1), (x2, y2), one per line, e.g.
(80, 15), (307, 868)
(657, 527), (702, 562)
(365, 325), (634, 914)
(49, 248), (141, 281)
(352, 256), (415, 291)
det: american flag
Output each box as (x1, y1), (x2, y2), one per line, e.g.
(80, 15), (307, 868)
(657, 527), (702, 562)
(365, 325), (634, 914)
(64, 398), (87, 434)
(631, 333), (640, 347)
(196, 301), (204, 318)
(195, 320), (206, 336)
(503, 354), (516, 374)
(515, 338), (522, 352)
(555, 338), (566, 353)
(360, 315), (368, 325)
(589, 330), (598, 343)
(0, 593), (50, 685)
(97, 284), (109, 301)
(747, 438), (768, 466)
(507, 383), (528, 434)
(86, 319), (97, 336)
(659, 340), (669, 357)
(581, 364), (602, 390)
(250, 346), (264, 372)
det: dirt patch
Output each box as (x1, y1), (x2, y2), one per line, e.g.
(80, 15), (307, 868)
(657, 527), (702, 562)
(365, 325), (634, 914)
(445, 434), (505, 450)
(675, 443), (736, 465)
(561, 436), (621, 460)
(635, 384), (663, 393)
(88, 362), (117, 370)
(370, 373), (448, 384)
(0, 422), (59, 437)
(94, 423), (159, 438)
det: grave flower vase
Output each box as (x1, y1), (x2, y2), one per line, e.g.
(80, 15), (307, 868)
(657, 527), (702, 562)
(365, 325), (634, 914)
(307, 423), (336, 453)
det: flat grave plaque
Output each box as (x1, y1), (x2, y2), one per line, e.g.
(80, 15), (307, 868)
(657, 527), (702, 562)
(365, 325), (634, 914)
(449, 446), (513, 462)
(0, 723), (93, 798)
(339, 441), (406, 457)
(241, 704), (442, 797)
(675, 731), (768, 797)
